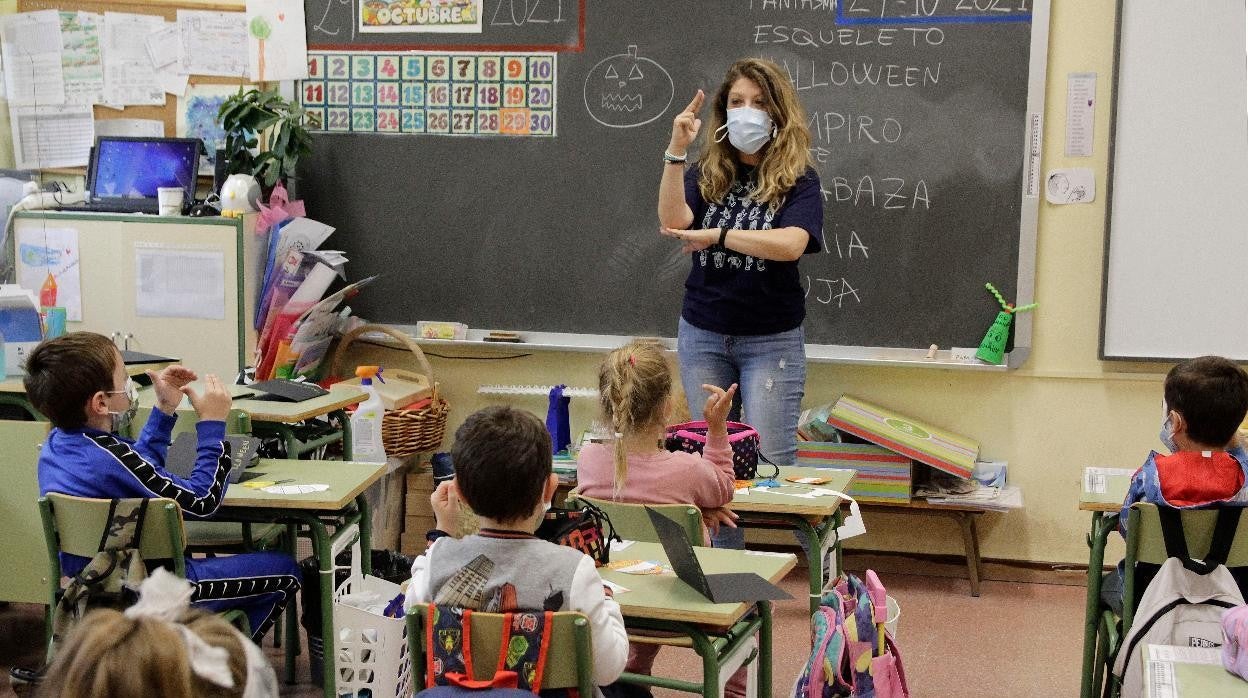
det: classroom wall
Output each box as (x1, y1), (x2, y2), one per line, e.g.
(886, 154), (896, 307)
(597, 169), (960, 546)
(0, 1), (1146, 565)
(353, 0), (1145, 567)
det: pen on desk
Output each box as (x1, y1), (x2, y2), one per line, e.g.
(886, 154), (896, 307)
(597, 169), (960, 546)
(271, 479), (294, 485)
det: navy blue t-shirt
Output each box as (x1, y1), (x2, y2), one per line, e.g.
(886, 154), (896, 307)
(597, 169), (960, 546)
(681, 164), (824, 336)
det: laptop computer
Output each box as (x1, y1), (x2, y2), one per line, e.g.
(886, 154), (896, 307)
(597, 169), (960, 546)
(645, 507), (791, 603)
(164, 432), (263, 484)
(65, 137), (200, 214)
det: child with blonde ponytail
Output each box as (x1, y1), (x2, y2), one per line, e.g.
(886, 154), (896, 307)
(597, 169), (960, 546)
(576, 340), (748, 698)
(577, 340), (738, 526)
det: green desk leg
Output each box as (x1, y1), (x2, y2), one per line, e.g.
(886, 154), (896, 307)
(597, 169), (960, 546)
(792, 511), (841, 616)
(334, 409), (353, 461)
(758, 601), (772, 698)
(1081, 511), (1119, 698)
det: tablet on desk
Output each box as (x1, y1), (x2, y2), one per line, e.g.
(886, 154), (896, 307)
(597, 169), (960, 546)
(165, 432), (262, 484)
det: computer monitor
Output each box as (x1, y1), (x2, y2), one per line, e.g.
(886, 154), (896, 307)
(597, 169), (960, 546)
(88, 137), (200, 205)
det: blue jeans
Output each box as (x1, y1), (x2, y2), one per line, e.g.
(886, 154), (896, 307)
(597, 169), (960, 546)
(677, 317), (807, 548)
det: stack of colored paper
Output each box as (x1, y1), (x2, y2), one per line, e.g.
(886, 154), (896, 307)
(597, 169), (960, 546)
(796, 442), (912, 503)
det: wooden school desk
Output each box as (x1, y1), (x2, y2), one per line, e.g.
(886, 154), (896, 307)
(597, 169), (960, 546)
(1079, 467), (1133, 698)
(231, 384), (367, 459)
(600, 542), (797, 698)
(218, 458), (387, 695)
(136, 382), (367, 458)
(732, 466), (855, 615)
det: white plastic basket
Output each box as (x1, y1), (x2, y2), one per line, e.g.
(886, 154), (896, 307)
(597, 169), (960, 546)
(331, 525), (412, 697)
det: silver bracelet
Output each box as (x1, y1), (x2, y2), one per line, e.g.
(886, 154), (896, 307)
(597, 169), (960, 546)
(663, 149), (687, 164)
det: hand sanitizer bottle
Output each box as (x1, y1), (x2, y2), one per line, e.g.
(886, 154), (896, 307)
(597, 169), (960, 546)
(350, 365), (387, 464)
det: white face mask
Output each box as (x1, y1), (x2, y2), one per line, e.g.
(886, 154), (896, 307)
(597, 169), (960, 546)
(108, 378), (139, 434)
(715, 106), (775, 155)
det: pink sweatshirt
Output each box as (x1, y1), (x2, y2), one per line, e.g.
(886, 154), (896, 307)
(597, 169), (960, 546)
(575, 431), (735, 510)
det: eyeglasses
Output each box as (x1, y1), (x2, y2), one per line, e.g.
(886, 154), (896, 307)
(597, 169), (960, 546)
(106, 379), (138, 400)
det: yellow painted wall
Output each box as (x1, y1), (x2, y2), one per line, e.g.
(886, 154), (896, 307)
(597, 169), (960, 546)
(354, 0), (1148, 566)
(0, 1), (1158, 565)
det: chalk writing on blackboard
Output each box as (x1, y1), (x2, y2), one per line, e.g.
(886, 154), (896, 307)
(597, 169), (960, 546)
(582, 45), (673, 129)
(488, 0), (569, 26)
(312, 0), (355, 39)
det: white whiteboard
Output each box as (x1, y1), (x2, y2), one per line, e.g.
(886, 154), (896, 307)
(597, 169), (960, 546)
(1101, 0), (1248, 361)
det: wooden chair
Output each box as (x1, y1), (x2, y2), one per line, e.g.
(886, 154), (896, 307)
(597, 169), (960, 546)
(407, 606), (596, 696)
(568, 495), (703, 544)
(39, 493), (250, 660)
(1091, 502), (1248, 696)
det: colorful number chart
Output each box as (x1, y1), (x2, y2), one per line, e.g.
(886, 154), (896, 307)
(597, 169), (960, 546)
(300, 51), (557, 137)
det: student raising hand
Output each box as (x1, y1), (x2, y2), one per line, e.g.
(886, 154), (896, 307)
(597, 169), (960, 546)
(147, 365), (198, 415)
(702, 382), (738, 436)
(180, 374), (232, 423)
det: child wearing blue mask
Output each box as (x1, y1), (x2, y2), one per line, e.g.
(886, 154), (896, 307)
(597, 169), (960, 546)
(25, 332), (300, 642)
(1103, 355), (1248, 612)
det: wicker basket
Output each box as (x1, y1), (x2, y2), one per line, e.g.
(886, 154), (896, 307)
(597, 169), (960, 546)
(331, 324), (448, 458)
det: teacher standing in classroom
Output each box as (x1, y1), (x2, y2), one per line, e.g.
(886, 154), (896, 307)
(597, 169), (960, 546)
(658, 57), (824, 546)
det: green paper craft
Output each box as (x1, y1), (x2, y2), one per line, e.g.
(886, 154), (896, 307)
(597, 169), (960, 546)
(975, 283), (1037, 364)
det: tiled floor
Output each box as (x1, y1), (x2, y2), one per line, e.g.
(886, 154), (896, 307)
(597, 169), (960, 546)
(0, 562), (1084, 697)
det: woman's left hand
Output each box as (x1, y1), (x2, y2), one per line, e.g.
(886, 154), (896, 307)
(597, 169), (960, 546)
(661, 226), (716, 253)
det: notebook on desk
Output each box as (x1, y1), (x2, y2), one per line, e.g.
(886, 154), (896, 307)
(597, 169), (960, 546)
(59, 137), (200, 215)
(165, 432), (262, 484)
(646, 507), (791, 603)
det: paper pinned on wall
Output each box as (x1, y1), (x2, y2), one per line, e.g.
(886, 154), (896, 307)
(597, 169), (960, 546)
(1, 10), (66, 105)
(145, 24), (181, 69)
(94, 118), (164, 138)
(245, 0), (308, 82)
(9, 104), (94, 169)
(135, 246), (226, 320)
(178, 83), (246, 175)
(1065, 72), (1096, 157)
(15, 227), (82, 321)
(102, 12), (165, 106)
(178, 10), (249, 78)
(59, 11), (104, 105)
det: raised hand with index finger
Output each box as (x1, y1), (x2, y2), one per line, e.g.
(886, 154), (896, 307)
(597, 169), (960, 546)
(669, 89), (705, 155)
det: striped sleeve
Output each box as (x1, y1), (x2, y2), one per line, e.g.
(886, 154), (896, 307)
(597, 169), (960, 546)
(84, 422), (231, 519)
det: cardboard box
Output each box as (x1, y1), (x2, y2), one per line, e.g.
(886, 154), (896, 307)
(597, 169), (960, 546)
(796, 442), (912, 503)
(825, 395), (979, 479)
(338, 368), (431, 409)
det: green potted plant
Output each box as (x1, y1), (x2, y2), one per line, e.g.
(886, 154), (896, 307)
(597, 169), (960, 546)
(218, 87), (314, 198)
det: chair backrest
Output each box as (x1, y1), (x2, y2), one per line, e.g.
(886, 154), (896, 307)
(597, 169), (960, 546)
(569, 495), (702, 544)
(407, 606), (594, 695)
(1122, 502), (1248, 626)
(40, 494), (187, 581)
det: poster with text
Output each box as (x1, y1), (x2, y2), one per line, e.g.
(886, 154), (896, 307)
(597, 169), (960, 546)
(359, 0), (482, 33)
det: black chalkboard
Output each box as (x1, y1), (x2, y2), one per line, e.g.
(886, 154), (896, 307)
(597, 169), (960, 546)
(298, 0), (1047, 353)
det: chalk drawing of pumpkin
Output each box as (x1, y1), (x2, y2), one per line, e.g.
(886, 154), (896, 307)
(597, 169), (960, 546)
(582, 45), (674, 129)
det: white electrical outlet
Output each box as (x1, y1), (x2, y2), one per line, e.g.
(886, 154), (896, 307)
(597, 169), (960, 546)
(950, 347), (979, 362)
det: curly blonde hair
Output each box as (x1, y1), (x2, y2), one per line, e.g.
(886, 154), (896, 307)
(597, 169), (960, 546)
(698, 57), (813, 210)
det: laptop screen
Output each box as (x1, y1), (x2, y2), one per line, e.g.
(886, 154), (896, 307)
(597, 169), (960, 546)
(90, 137), (200, 201)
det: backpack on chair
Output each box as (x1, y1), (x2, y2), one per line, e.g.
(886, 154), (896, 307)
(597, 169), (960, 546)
(1111, 506), (1246, 697)
(49, 498), (152, 652)
(794, 571), (909, 698)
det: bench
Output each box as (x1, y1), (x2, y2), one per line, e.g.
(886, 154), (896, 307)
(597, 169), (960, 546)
(858, 499), (986, 597)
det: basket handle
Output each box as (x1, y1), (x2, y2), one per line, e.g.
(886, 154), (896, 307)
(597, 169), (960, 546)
(331, 324), (435, 384)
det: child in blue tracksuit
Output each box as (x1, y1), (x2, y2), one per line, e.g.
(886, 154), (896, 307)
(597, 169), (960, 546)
(25, 332), (300, 641)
